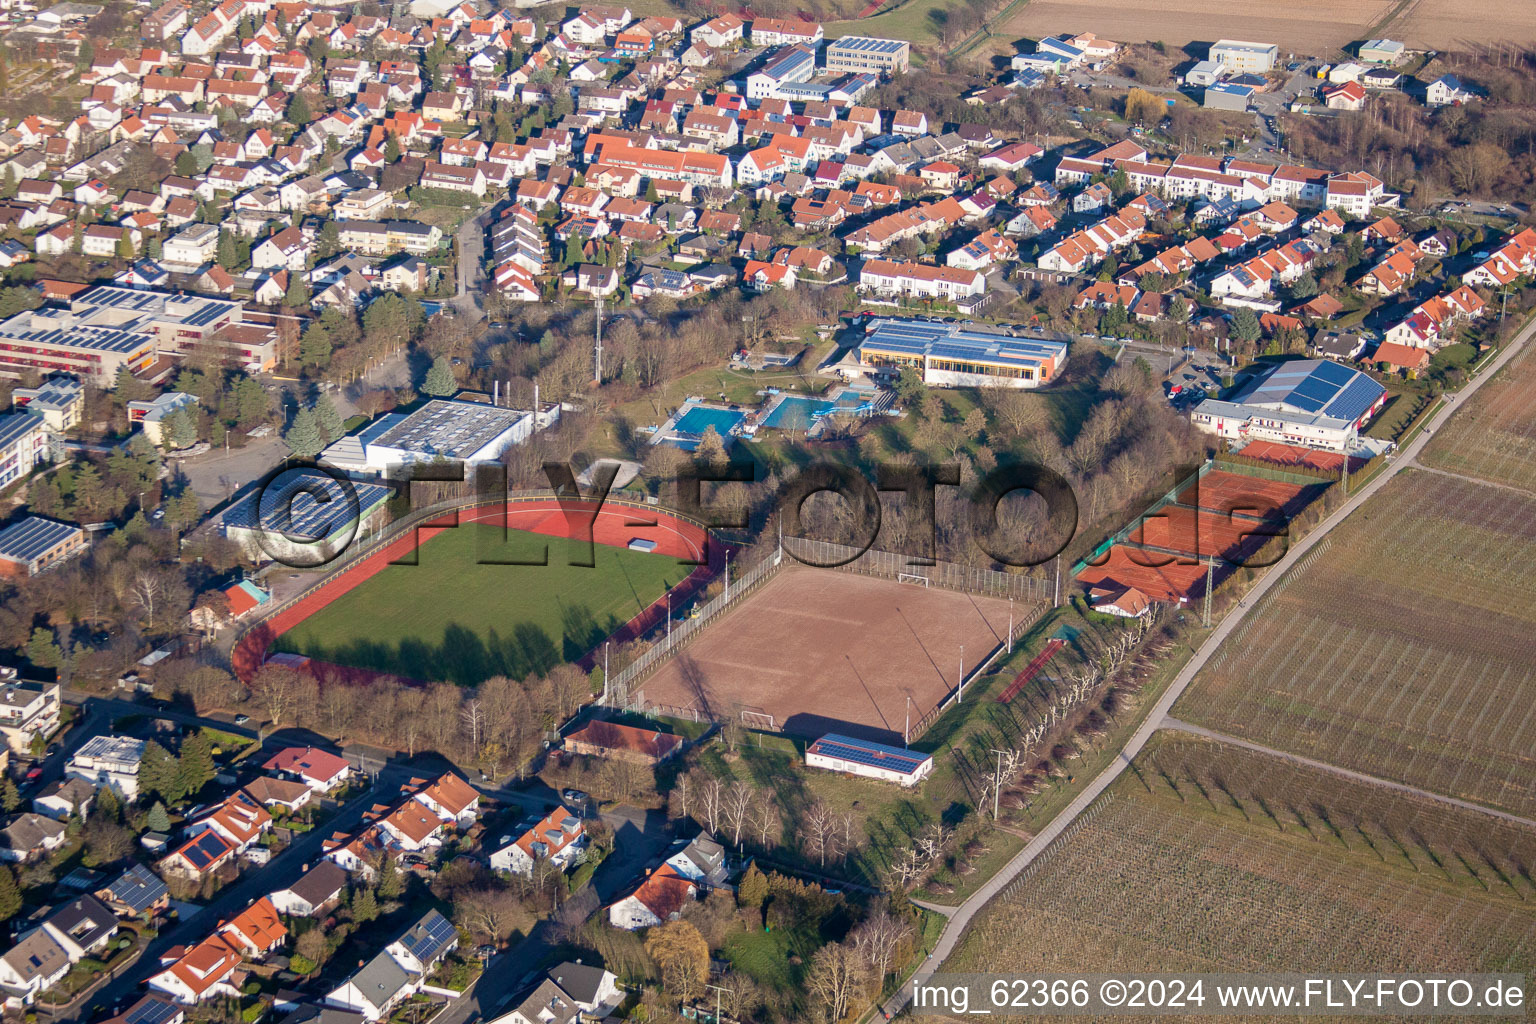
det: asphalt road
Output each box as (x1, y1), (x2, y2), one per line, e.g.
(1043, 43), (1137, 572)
(882, 309), (1536, 1017)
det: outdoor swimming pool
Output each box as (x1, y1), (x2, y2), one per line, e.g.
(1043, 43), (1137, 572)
(673, 405), (747, 437)
(761, 391), (869, 431)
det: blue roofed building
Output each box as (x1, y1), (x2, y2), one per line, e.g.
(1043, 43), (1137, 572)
(0, 515), (86, 578)
(1189, 358), (1387, 451)
(853, 318), (1069, 390)
(824, 35), (909, 75)
(806, 733), (933, 786)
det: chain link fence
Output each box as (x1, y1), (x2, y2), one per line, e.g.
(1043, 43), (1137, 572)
(782, 536), (1051, 603)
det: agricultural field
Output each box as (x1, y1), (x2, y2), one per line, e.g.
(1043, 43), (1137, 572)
(944, 735), (1536, 979)
(1393, 0), (1536, 49)
(1419, 344), (1536, 494)
(1173, 468), (1536, 818)
(274, 524), (689, 685)
(996, 0), (1391, 55)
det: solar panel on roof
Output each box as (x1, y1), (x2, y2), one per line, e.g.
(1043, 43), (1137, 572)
(400, 910), (456, 959)
(125, 997), (180, 1024)
(810, 733), (931, 773)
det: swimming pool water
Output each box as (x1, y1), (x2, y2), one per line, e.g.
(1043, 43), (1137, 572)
(673, 405), (746, 436)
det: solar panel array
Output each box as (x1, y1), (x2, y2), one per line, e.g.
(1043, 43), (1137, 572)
(107, 864), (169, 914)
(399, 910), (456, 962)
(372, 399), (528, 459)
(1234, 358), (1385, 424)
(223, 475), (392, 541)
(0, 516), (82, 564)
(809, 733), (932, 774)
(124, 996), (181, 1024)
(829, 36), (906, 55)
(182, 830), (231, 869)
(862, 319), (1068, 372)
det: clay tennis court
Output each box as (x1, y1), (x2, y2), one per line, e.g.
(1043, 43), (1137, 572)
(1179, 471), (1315, 519)
(1126, 506), (1285, 562)
(1074, 545), (1212, 604)
(1238, 440), (1369, 475)
(634, 565), (1020, 743)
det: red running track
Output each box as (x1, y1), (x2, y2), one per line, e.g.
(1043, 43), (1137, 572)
(233, 499), (721, 683)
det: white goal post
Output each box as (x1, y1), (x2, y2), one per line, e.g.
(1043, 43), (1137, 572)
(897, 572), (931, 587)
(741, 710), (778, 730)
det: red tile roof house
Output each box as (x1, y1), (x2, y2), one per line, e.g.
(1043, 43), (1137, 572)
(607, 863), (697, 930)
(218, 897), (287, 957)
(186, 790), (273, 853)
(263, 746), (351, 791)
(564, 721), (684, 765)
(148, 934), (245, 1004)
(407, 772), (480, 827)
(161, 830), (235, 880)
(379, 798), (447, 852)
(489, 806), (586, 876)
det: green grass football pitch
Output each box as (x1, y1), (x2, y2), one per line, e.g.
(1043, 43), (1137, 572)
(274, 524), (689, 685)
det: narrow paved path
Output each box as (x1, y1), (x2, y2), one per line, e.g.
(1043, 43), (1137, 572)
(1161, 718), (1536, 831)
(881, 312), (1536, 1017)
(1406, 460), (1536, 500)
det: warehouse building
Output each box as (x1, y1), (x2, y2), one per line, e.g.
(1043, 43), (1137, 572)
(824, 35), (910, 75)
(320, 399), (560, 475)
(1189, 358), (1386, 451)
(216, 472), (393, 563)
(1209, 39), (1278, 73)
(854, 318), (1068, 389)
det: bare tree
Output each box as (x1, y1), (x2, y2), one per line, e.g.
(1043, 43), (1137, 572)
(799, 801), (837, 867)
(851, 910), (913, 982)
(460, 698), (486, 754)
(806, 942), (872, 1023)
(748, 790), (780, 849)
(699, 775), (724, 835)
(722, 781), (753, 849)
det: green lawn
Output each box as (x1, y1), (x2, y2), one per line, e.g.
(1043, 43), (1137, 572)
(274, 525), (690, 685)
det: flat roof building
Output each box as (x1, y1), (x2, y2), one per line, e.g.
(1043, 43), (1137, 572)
(0, 516), (86, 578)
(745, 44), (817, 100)
(1209, 39), (1278, 73)
(217, 472), (393, 563)
(335, 399), (558, 474)
(0, 286), (281, 383)
(855, 318), (1068, 389)
(11, 377), (84, 431)
(0, 412), (55, 490)
(68, 734), (146, 799)
(1204, 81), (1254, 111)
(1190, 358), (1386, 451)
(824, 35), (910, 75)
(1359, 39), (1405, 65)
(806, 733), (933, 786)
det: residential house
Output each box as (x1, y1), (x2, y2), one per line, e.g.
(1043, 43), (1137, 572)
(607, 863), (696, 930)
(263, 747), (351, 792)
(268, 861), (348, 918)
(0, 813), (68, 862)
(490, 806), (586, 876)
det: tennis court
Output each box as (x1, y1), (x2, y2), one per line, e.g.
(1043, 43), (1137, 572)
(1179, 471), (1316, 519)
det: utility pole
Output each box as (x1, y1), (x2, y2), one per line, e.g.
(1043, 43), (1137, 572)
(957, 644), (965, 702)
(1202, 556), (1214, 628)
(704, 984), (733, 1024)
(989, 748), (1009, 819)
(593, 297), (604, 384)
(1007, 597), (1014, 653)
(724, 549), (731, 601)
(905, 695), (912, 747)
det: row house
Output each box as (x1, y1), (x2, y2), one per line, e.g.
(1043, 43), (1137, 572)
(583, 134), (733, 188)
(947, 228), (1017, 271)
(1210, 238), (1322, 300)
(1384, 285), (1486, 348)
(1357, 239), (1423, 296)
(1464, 227), (1536, 289)
(858, 259), (985, 301)
(1036, 209), (1146, 274)
(420, 161), (487, 196)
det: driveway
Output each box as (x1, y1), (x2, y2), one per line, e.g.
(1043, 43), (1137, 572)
(172, 436), (289, 509)
(453, 207), (496, 320)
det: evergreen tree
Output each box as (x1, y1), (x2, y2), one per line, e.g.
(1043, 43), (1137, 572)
(147, 801), (172, 833)
(351, 886), (379, 923)
(422, 356), (455, 397)
(175, 150), (198, 176)
(217, 231), (238, 269)
(288, 90), (312, 126)
(1289, 272), (1318, 299)
(0, 777), (20, 813)
(316, 220), (340, 260)
(147, 237), (163, 260)
(299, 324), (332, 369)
(175, 731), (216, 803)
(235, 377), (270, 427)
(27, 627), (62, 669)
(117, 230), (136, 261)
(164, 407), (198, 449)
(284, 406), (326, 459)
(384, 134), (400, 163)
(0, 865), (21, 925)
(376, 855), (402, 899)
(1232, 306), (1262, 344)
(736, 863), (768, 909)
(314, 395), (344, 443)
(95, 784), (123, 824)
(139, 740), (179, 804)
(284, 273), (310, 308)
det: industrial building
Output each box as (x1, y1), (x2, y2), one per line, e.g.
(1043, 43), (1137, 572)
(853, 319), (1069, 389)
(1189, 358), (1387, 451)
(1204, 81), (1254, 110)
(823, 35), (910, 75)
(1209, 39), (1278, 73)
